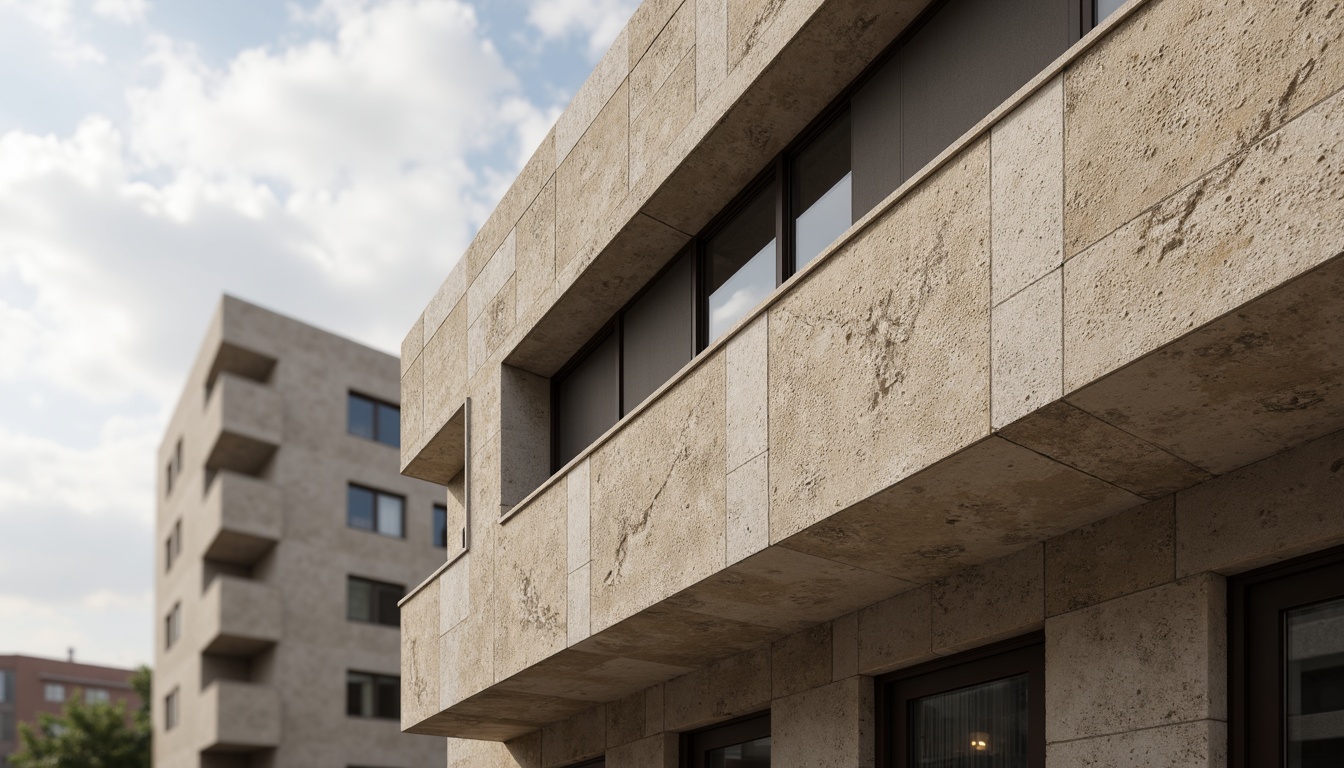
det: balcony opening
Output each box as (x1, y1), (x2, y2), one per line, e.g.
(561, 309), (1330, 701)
(204, 341), (276, 397)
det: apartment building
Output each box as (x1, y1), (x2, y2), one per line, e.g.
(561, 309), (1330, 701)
(0, 654), (140, 767)
(396, 0), (1344, 765)
(154, 296), (446, 768)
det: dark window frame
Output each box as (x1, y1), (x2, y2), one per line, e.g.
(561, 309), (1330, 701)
(432, 504), (449, 549)
(164, 602), (182, 650)
(876, 632), (1045, 768)
(348, 391), (400, 448)
(682, 710), (771, 768)
(164, 688), (179, 731)
(346, 670), (400, 720)
(346, 483), (406, 539)
(347, 575), (406, 627)
(1229, 544), (1344, 768)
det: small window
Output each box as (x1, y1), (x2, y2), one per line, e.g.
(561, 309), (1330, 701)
(1230, 547), (1344, 768)
(348, 393), (400, 448)
(554, 331), (619, 469)
(879, 635), (1044, 768)
(164, 688), (179, 731)
(684, 711), (771, 768)
(165, 603), (182, 650)
(346, 484), (405, 538)
(705, 182), (777, 344)
(346, 671), (399, 719)
(165, 519), (182, 573)
(791, 110), (852, 271)
(44, 683), (65, 703)
(0, 711), (13, 742)
(165, 438), (183, 496)
(348, 576), (405, 627)
(85, 688), (110, 705)
(432, 505), (448, 549)
(0, 669), (14, 704)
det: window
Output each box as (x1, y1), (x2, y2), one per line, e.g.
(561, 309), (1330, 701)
(433, 504), (448, 549)
(0, 669), (13, 703)
(85, 688), (109, 705)
(1230, 546), (1344, 768)
(346, 671), (399, 719)
(164, 688), (179, 731)
(165, 603), (182, 650)
(1093, 0), (1125, 24)
(879, 635), (1044, 768)
(791, 111), (852, 271)
(0, 711), (13, 742)
(348, 392), (400, 448)
(346, 484), (404, 538)
(348, 576), (404, 627)
(44, 683), (65, 703)
(165, 438), (183, 496)
(165, 519), (182, 573)
(684, 712), (771, 768)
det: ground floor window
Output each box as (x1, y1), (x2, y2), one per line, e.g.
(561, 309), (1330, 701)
(684, 711), (770, 768)
(879, 634), (1044, 768)
(1230, 546), (1344, 768)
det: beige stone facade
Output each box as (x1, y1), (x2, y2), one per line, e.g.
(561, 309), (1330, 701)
(154, 297), (446, 768)
(398, 0), (1344, 764)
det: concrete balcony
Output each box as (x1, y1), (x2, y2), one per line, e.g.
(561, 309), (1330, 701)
(203, 373), (281, 477)
(201, 472), (281, 567)
(200, 576), (281, 658)
(198, 680), (280, 752)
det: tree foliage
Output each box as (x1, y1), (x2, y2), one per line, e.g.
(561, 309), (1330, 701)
(9, 666), (152, 768)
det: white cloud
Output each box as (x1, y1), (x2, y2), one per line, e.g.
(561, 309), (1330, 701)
(0, 0), (106, 65)
(526, 0), (638, 60)
(92, 0), (149, 25)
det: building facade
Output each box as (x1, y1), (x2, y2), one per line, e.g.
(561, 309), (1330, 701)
(154, 296), (447, 768)
(396, 0), (1344, 766)
(0, 654), (140, 767)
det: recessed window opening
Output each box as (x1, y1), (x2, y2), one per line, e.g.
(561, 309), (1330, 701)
(706, 180), (778, 345)
(432, 504), (448, 549)
(346, 671), (399, 719)
(347, 575), (404, 627)
(348, 392), (400, 448)
(165, 519), (182, 573)
(44, 683), (65, 703)
(346, 484), (405, 538)
(791, 110), (853, 271)
(684, 711), (771, 768)
(164, 603), (182, 650)
(164, 688), (179, 731)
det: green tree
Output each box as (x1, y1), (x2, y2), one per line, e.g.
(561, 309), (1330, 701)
(10, 666), (152, 768)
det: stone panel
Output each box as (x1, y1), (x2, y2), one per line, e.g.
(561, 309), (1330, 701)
(769, 141), (992, 541)
(631, 0), (695, 120)
(932, 544), (1044, 654)
(631, 50), (697, 187)
(401, 354), (424, 453)
(606, 689), (645, 748)
(991, 76), (1062, 306)
(645, 685), (665, 736)
(727, 313), (769, 471)
(401, 310), (424, 376)
(695, 0), (728, 104)
(401, 578), (441, 728)
(607, 733), (677, 768)
(991, 270), (1062, 429)
(557, 83), (631, 272)
(726, 451), (769, 565)
(1064, 84), (1344, 394)
(1063, 0), (1344, 256)
(573, 602), (775, 669)
(469, 230), (517, 327)
(441, 610), (494, 710)
(831, 612), (858, 682)
(423, 301), (467, 429)
(468, 277), (516, 379)
(556, 30), (630, 165)
(1045, 574), (1226, 742)
(448, 735), (540, 768)
(1045, 497), (1175, 616)
(466, 128), (556, 283)
(590, 354), (727, 632)
(727, 0), (785, 70)
(770, 622), (831, 699)
(567, 459), (591, 574)
(424, 258), (467, 345)
(541, 705), (605, 767)
(771, 677), (874, 768)
(495, 483), (568, 682)
(567, 564), (591, 647)
(516, 176), (556, 322)
(630, 0), (688, 67)
(664, 646), (771, 731)
(494, 650), (687, 704)
(1176, 426), (1344, 577)
(857, 586), (932, 676)
(1047, 719), (1227, 768)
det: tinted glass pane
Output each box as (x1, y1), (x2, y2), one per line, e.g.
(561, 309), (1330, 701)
(1094, 0), (1125, 24)
(376, 403), (400, 447)
(347, 486), (375, 531)
(706, 736), (771, 768)
(376, 494), (404, 538)
(0, 670), (13, 703)
(375, 584), (402, 627)
(1287, 597), (1344, 768)
(0, 711), (13, 741)
(348, 394), (375, 439)
(347, 673), (372, 717)
(433, 505), (448, 549)
(793, 112), (852, 270)
(622, 250), (694, 413)
(347, 578), (372, 622)
(375, 676), (400, 719)
(910, 675), (1028, 768)
(556, 331), (619, 468)
(707, 183), (776, 344)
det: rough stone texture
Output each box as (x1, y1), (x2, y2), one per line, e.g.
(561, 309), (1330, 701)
(402, 580), (441, 728)
(727, 0), (785, 70)
(727, 314), (769, 471)
(1046, 497), (1175, 616)
(631, 0), (695, 120)
(567, 459), (591, 574)
(605, 690), (645, 748)
(556, 30), (630, 165)
(630, 0), (689, 68)
(644, 685), (664, 736)
(857, 587), (933, 676)
(442, 592), (495, 711)
(470, 230), (517, 327)
(589, 354), (727, 632)
(466, 127), (557, 284)
(499, 366), (550, 508)
(997, 400), (1212, 500)
(726, 450), (769, 565)
(1045, 573), (1226, 743)
(494, 482), (568, 683)
(991, 76), (1062, 306)
(607, 733), (677, 768)
(401, 354), (424, 452)
(469, 277), (517, 380)
(769, 141), (992, 541)
(991, 269), (1062, 429)
(780, 436), (1141, 583)
(423, 301), (467, 430)
(770, 623), (831, 699)
(516, 176), (557, 322)
(401, 310), (425, 376)
(771, 677), (874, 768)
(557, 82), (631, 273)
(664, 646), (770, 731)
(423, 258), (467, 348)
(831, 612), (858, 682)
(1176, 426), (1344, 577)
(447, 735), (540, 768)
(1064, 84), (1344, 394)
(540, 705), (605, 767)
(1063, 0), (1344, 257)
(572, 602), (773, 669)
(932, 544), (1044, 654)
(1047, 719), (1227, 768)
(567, 564), (591, 647)
(494, 650), (687, 705)
(695, 0), (728, 104)
(441, 553), (470, 634)
(631, 50), (697, 187)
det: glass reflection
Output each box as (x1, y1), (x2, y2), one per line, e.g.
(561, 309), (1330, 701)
(910, 675), (1028, 768)
(707, 183), (776, 343)
(1094, 0), (1125, 24)
(707, 736), (770, 768)
(792, 111), (852, 270)
(1287, 597), (1344, 768)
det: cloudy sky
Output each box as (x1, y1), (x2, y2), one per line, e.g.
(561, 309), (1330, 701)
(0, 0), (634, 668)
